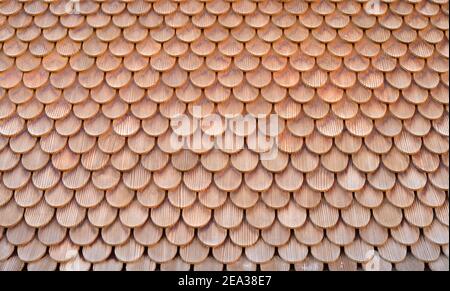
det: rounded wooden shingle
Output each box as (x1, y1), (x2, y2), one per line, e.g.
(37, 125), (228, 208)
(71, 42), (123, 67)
(274, 164), (303, 191)
(0, 235), (15, 261)
(198, 220), (227, 248)
(115, 238), (144, 263)
(277, 199), (307, 229)
(306, 166), (334, 192)
(0, 256), (25, 271)
(326, 219), (355, 246)
(179, 238), (209, 264)
(229, 183), (258, 209)
(48, 237), (80, 263)
(261, 220), (291, 247)
(310, 200), (339, 229)
(150, 199), (180, 228)
(214, 166), (242, 192)
(404, 200), (434, 228)
(229, 219), (258, 247)
(212, 238), (242, 264)
(153, 165), (182, 190)
(246, 199), (275, 230)
(428, 255), (450, 271)
(73, 182), (102, 208)
(244, 164), (273, 192)
(261, 151), (289, 173)
(182, 201), (211, 228)
(398, 166), (428, 191)
(359, 218), (389, 246)
(378, 238), (407, 263)
(395, 254), (425, 271)
(424, 219), (449, 245)
(14, 182), (43, 208)
(198, 184), (227, 209)
(367, 165), (396, 191)
(183, 165), (212, 192)
(165, 219), (194, 246)
(417, 183), (447, 208)
(27, 255), (58, 271)
(87, 199), (117, 228)
(261, 184), (290, 209)
(0, 0), (449, 270)
(429, 166), (450, 190)
(6, 220), (35, 246)
(304, 131), (333, 155)
(36, 217), (66, 247)
(373, 200), (403, 228)
(293, 185), (322, 209)
(226, 255), (256, 271)
(344, 238), (374, 263)
(337, 163), (366, 191)
(68, 218), (98, 246)
(126, 256), (157, 271)
(386, 183), (414, 208)
(17, 237), (47, 263)
(391, 220), (420, 246)
(245, 239), (275, 264)
(0, 199), (24, 228)
(214, 198), (243, 229)
(411, 237), (441, 263)
(311, 238), (340, 263)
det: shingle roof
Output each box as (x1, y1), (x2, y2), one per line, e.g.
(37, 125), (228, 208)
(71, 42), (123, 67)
(0, 0), (448, 271)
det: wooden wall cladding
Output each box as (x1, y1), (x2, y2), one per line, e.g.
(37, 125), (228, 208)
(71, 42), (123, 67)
(0, 0), (448, 271)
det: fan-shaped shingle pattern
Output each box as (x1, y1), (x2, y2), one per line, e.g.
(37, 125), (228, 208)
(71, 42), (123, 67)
(0, 0), (448, 271)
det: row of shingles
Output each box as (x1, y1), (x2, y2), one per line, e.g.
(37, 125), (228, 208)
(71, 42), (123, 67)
(2, 177), (446, 268)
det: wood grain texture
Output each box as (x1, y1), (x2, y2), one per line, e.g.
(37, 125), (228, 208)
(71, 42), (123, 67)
(0, 0), (448, 271)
